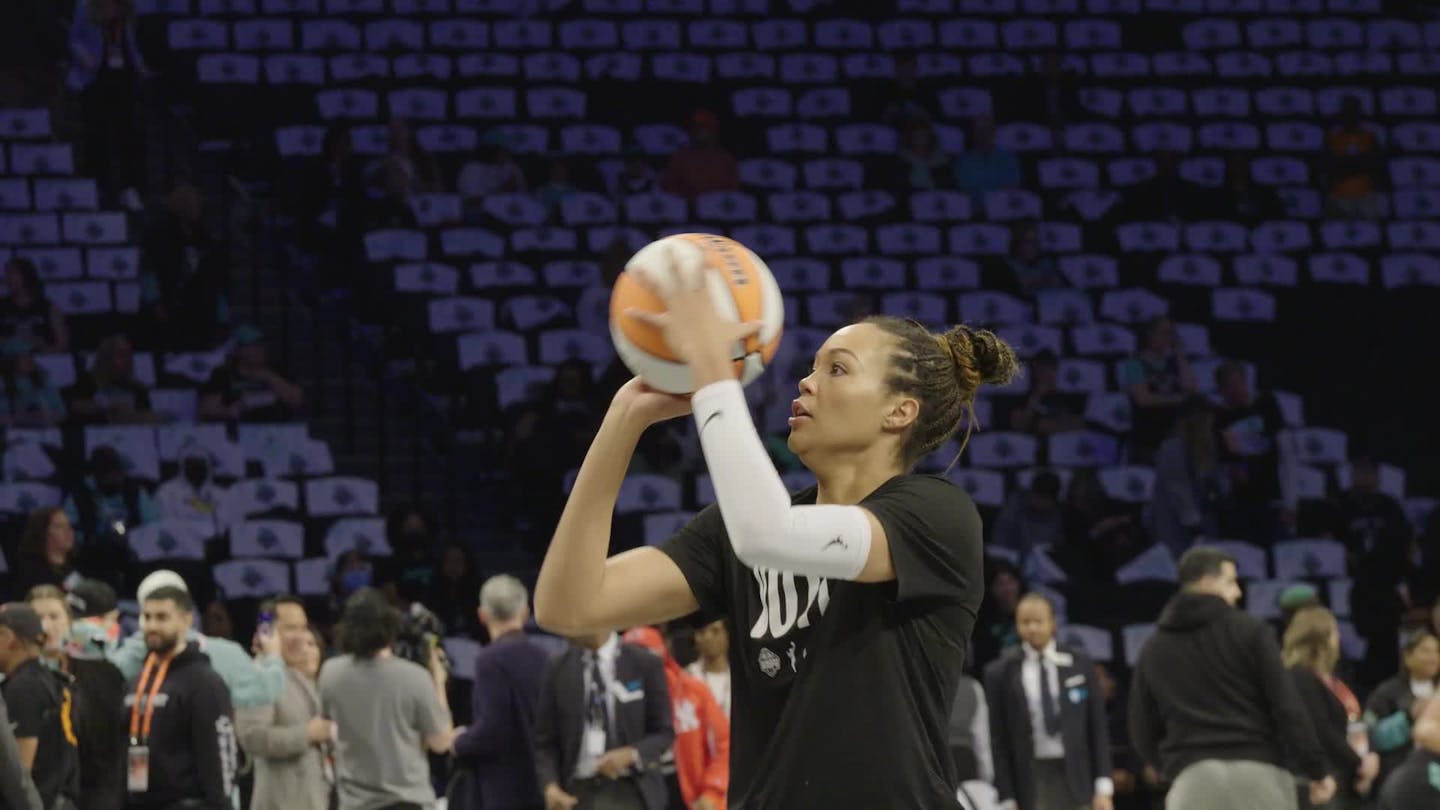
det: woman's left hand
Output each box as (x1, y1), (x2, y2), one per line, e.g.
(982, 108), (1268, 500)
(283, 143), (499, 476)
(624, 242), (760, 387)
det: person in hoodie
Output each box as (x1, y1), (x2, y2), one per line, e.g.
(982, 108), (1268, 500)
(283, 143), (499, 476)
(62, 444), (159, 594)
(124, 584), (237, 810)
(154, 442), (226, 536)
(109, 569), (284, 709)
(623, 626), (730, 810)
(1129, 546), (1334, 810)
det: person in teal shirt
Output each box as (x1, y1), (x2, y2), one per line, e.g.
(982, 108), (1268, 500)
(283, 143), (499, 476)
(107, 569), (285, 708)
(0, 337), (67, 427)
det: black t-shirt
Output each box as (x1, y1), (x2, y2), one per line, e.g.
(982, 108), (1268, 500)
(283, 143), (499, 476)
(660, 474), (984, 809)
(1215, 394), (1284, 502)
(0, 296), (52, 345)
(200, 364), (289, 422)
(0, 658), (80, 808)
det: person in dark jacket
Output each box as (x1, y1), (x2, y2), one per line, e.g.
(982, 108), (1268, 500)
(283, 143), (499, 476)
(985, 593), (1113, 810)
(27, 585), (127, 810)
(1364, 628), (1439, 789)
(0, 602), (80, 810)
(1283, 606), (1379, 808)
(1379, 692), (1440, 809)
(449, 575), (551, 810)
(1129, 546), (1334, 810)
(124, 586), (237, 810)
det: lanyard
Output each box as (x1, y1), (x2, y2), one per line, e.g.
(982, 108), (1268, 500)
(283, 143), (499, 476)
(129, 653), (173, 745)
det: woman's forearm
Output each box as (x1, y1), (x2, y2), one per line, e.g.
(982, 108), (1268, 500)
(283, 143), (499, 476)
(534, 406), (644, 632)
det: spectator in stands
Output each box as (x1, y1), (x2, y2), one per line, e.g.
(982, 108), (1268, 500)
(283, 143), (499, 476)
(63, 444), (157, 590)
(877, 54), (934, 127)
(0, 257), (68, 352)
(985, 593), (1113, 810)
(457, 130), (528, 202)
(1, 337), (67, 427)
(199, 325), (305, 422)
(1364, 628), (1438, 788)
(1284, 606), (1379, 808)
(533, 631), (673, 810)
(371, 158), (421, 230)
(26, 584), (127, 810)
(1121, 317), (1197, 464)
(1333, 454), (1409, 568)
(429, 543), (480, 639)
(686, 619), (731, 719)
(1129, 547), (1335, 809)
(1008, 350), (1085, 436)
(0, 602), (81, 810)
(322, 588), (456, 810)
(449, 575), (550, 810)
(660, 109), (740, 200)
(1123, 150), (1202, 222)
(1213, 362), (1287, 541)
(953, 116), (1021, 205)
(9, 507), (75, 597)
(108, 570), (284, 710)
(973, 558), (1025, 673)
(895, 121), (953, 191)
(125, 585), (239, 810)
(0, 696), (42, 810)
(154, 441), (226, 533)
(68, 0), (148, 211)
(1324, 96), (1385, 219)
(1212, 155), (1284, 224)
(141, 182), (229, 348)
(236, 606), (333, 810)
(201, 598), (235, 640)
(609, 147), (659, 201)
(65, 333), (156, 425)
(992, 470), (1066, 560)
(623, 626), (729, 810)
(536, 156), (579, 214)
(1149, 398), (1225, 559)
(372, 117), (440, 198)
(1003, 220), (1066, 296)
(378, 507), (436, 606)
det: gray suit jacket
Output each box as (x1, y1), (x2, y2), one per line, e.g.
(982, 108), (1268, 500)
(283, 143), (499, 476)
(235, 669), (331, 810)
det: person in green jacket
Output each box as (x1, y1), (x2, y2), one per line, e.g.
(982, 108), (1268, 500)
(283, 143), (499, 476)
(107, 569), (285, 707)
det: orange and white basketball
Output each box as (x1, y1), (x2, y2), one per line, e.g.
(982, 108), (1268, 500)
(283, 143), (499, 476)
(610, 233), (784, 394)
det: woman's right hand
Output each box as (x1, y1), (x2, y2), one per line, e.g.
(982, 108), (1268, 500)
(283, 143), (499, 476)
(609, 376), (692, 428)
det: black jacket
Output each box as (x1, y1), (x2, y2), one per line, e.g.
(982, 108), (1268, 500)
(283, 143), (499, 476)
(985, 644), (1112, 810)
(1129, 592), (1327, 781)
(1289, 667), (1362, 791)
(70, 655), (128, 810)
(122, 645), (236, 810)
(533, 642), (673, 810)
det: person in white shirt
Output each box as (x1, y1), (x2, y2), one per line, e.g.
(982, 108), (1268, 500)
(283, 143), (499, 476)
(684, 619), (730, 719)
(984, 594), (1113, 810)
(153, 441), (226, 536)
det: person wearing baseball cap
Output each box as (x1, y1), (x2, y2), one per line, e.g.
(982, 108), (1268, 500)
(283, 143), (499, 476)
(106, 570), (285, 708)
(0, 602), (80, 809)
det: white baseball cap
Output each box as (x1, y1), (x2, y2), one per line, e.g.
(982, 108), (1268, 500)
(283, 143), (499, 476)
(137, 569), (189, 602)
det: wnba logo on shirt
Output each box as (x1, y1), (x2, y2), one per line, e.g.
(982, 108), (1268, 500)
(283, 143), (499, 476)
(749, 567), (830, 641)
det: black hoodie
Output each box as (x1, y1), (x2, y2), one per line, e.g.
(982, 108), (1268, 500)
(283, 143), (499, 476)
(1128, 592), (1327, 782)
(121, 644), (236, 810)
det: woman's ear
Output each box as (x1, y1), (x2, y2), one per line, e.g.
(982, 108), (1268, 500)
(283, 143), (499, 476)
(882, 397), (920, 432)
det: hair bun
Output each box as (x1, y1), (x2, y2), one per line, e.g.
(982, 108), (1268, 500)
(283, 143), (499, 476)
(941, 325), (1019, 389)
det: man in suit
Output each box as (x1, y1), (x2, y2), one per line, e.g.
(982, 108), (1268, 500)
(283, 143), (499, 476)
(985, 594), (1113, 810)
(534, 631), (674, 810)
(450, 575), (552, 810)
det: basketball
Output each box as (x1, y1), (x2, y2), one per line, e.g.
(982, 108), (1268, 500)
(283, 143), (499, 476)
(610, 233), (785, 394)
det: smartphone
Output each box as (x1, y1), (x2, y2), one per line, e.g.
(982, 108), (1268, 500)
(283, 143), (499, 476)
(257, 611), (275, 639)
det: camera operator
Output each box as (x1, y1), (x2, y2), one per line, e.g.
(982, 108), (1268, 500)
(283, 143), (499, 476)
(320, 588), (456, 810)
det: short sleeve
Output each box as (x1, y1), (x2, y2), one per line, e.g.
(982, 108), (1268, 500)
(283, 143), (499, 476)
(410, 664), (449, 738)
(862, 476), (983, 608)
(659, 505), (729, 620)
(4, 677), (50, 738)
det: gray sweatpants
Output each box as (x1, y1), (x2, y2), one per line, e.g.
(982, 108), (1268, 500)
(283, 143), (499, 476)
(1166, 760), (1298, 810)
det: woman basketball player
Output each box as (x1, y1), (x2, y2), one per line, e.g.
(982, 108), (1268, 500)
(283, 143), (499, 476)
(535, 256), (1018, 808)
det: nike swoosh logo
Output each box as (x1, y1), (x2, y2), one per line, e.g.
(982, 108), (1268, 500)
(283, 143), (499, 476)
(700, 410), (723, 435)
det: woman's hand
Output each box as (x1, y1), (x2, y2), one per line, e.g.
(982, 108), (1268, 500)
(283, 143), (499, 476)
(623, 242), (760, 389)
(610, 377), (692, 429)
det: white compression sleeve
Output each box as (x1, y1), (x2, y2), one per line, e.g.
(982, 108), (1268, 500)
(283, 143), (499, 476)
(690, 379), (872, 580)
